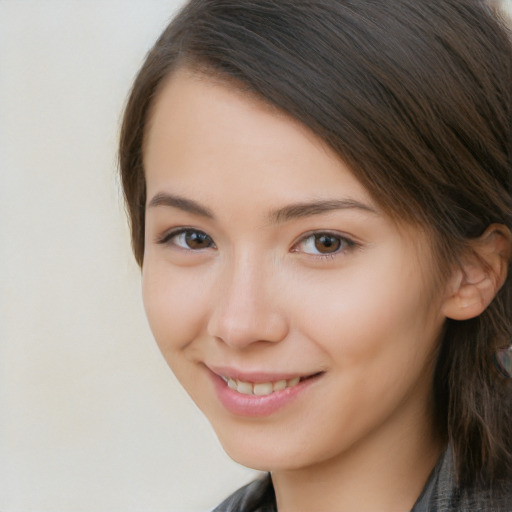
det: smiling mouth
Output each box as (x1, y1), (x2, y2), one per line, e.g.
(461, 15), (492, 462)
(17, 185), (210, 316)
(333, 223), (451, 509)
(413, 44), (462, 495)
(220, 374), (320, 396)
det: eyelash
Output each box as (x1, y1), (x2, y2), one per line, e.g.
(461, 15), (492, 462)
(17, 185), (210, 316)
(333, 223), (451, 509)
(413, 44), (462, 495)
(156, 228), (216, 250)
(292, 231), (358, 259)
(156, 228), (358, 259)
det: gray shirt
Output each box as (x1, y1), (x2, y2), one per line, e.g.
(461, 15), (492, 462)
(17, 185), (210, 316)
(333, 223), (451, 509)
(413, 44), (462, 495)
(212, 448), (512, 511)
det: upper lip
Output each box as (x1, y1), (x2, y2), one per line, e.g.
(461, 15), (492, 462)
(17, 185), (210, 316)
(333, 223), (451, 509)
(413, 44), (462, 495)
(206, 364), (319, 383)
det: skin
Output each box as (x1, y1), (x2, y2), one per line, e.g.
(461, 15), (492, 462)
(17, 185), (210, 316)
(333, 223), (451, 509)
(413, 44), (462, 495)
(142, 68), (454, 512)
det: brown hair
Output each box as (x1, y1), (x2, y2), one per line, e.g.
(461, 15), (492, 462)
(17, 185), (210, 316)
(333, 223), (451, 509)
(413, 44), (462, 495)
(119, 0), (512, 487)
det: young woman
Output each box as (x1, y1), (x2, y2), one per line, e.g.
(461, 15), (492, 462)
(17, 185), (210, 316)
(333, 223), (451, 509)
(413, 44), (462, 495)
(119, 1), (512, 510)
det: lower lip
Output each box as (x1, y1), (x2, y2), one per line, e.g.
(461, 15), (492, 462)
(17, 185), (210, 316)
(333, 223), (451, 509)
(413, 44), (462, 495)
(210, 372), (319, 417)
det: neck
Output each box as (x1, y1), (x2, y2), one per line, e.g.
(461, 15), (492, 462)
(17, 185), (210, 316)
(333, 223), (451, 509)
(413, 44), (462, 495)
(271, 406), (444, 512)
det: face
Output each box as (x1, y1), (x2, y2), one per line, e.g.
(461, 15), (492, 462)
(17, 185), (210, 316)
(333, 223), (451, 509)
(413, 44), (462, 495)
(142, 69), (449, 473)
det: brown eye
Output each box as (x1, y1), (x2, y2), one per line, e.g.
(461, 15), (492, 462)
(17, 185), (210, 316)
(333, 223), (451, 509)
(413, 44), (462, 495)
(295, 232), (354, 256)
(314, 234), (341, 253)
(184, 231), (213, 249)
(161, 229), (215, 250)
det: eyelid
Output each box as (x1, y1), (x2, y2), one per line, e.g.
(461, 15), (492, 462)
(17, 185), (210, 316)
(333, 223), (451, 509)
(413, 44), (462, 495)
(291, 230), (359, 258)
(155, 227), (216, 249)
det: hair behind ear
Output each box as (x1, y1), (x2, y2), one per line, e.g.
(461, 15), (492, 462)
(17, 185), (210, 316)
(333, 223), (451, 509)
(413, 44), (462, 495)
(434, 225), (512, 487)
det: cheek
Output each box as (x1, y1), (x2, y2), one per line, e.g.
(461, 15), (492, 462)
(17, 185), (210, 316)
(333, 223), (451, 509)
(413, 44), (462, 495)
(281, 264), (441, 452)
(290, 253), (441, 371)
(141, 259), (209, 356)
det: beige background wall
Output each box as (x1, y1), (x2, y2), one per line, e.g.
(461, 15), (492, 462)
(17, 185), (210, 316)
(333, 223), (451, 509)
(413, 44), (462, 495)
(1, 1), (511, 511)
(0, 2), (256, 511)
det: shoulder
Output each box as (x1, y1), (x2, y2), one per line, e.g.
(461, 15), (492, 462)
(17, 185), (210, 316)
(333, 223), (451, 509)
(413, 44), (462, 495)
(455, 478), (512, 512)
(413, 447), (512, 512)
(211, 474), (276, 512)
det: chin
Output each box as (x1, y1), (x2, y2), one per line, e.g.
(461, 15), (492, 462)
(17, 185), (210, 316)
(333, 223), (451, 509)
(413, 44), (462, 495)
(213, 426), (316, 472)
(224, 446), (293, 472)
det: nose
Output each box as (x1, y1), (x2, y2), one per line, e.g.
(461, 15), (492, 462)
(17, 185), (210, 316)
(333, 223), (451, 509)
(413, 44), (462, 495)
(207, 253), (289, 349)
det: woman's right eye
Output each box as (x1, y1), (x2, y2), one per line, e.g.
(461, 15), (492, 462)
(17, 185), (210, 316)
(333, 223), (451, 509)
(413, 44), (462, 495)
(158, 229), (216, 250)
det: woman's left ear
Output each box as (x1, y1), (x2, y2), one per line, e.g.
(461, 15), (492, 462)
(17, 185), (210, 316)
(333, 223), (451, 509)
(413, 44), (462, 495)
(442, 224), (511, 321)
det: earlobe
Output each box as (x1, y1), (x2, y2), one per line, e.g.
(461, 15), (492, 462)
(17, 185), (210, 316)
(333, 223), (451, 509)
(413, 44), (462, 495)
(442, 224), (511, 321)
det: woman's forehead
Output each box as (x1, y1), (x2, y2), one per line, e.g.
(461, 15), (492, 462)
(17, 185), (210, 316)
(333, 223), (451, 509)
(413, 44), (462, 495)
(144, 69), (374, 211)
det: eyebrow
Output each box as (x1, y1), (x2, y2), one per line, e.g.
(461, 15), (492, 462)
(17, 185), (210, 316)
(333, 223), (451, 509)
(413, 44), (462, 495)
(147, 192), (377, 223)
(147, 192), (214, 218)
(268, 199), (377, 224)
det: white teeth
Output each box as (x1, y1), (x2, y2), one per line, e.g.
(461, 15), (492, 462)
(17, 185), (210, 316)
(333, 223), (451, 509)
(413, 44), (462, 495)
(253, 382), (274, 396)
(224, 376), (304, 395)
(287, 377), (300, 387)
(273, 380), (287, 391)
(237, 381), (254, 395)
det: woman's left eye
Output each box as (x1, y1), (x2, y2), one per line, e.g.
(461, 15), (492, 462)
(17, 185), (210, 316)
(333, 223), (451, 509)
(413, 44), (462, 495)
(293, 232), (355, 256)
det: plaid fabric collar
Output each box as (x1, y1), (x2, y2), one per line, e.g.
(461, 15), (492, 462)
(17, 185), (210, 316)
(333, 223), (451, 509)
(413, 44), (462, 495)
(212, 447), (511, 512)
